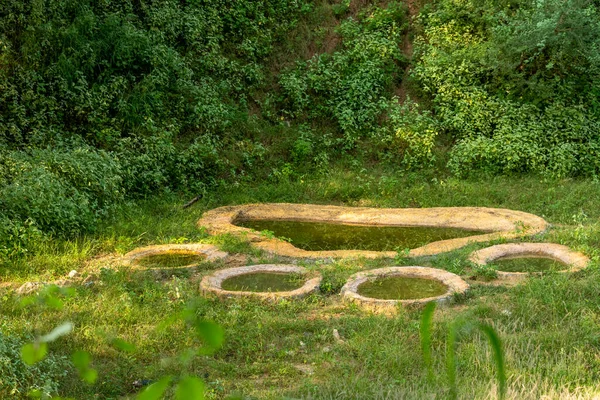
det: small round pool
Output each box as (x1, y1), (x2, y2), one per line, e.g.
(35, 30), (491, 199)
(200, 265), (322, 300)
(469, 243), (589, 280)
(357, 275), (449, 300)
(123, 244), (228, 270)
(490, 256), (565, 273)
(341, 266), (469, 313)
(221, 271), (305, 292)
(135, 252), (207, 269)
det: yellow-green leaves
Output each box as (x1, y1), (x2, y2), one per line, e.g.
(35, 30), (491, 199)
(112, 338), (137, 352)
(175, 376), (205, 400)
(72, 351), (98, 384)
(137, 376), (173, 400)
(135, 376), (207, 400)
(194, 320), (225, 355)
(132, 313), (223, 398)
(21, 342), (48, 365)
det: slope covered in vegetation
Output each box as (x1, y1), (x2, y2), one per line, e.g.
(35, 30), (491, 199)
(1, 0), (316, 254)
(414, 0), (600, 177)
(1, 0), (600, 251)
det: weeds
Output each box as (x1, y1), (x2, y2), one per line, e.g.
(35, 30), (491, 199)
(420, 302), (506, 400)
(2, 172), (600, 398)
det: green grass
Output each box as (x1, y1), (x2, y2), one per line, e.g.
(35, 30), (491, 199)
(1, 168), (600, 399)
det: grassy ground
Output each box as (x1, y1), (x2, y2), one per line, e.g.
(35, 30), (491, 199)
(2, 167), (600, 399)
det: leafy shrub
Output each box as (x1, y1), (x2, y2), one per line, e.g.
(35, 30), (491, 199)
(0, 0), (310, 148)
(413, 0), (600, 177)
(0, 0), (312, 253)
(487, 0), (600, 103)
(0, 147), (122, 237)
(0, 331), (71, 398)
(280, 2), (408, 147)
(115, 135), (178, 197)
(176, 136), (226, 194)
(388, 99), (439, 168)
(444, 96), (600, 177)
(288, 124), (334, 173)
(0, 217), (43, 260)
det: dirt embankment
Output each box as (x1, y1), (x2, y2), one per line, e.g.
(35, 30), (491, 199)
(395, 0), (421, 102)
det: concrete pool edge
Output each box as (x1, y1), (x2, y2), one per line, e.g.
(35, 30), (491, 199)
(197, 203), (549, 259)
(468, 242), (590, 281)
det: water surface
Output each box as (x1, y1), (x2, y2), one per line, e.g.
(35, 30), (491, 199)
(221, 272), (304, 292)
(237, 219), (488, 251)
(357, 275), (448, 300)
(136, 253), (206, 268)
(491, 257), (565, 273)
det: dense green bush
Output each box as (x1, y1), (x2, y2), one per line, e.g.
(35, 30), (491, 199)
(388, 99), (439, 168)
(0, 0), (311, 148)
(3, 0), (600, 257)
(0, 217), (42, 259)
(413, 0), (600, 177)
(0, 331), (71, 398)
(0, 0), (311, 251)
(0, 146), (122, 237)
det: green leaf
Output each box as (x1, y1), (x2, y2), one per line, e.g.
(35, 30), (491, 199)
(112, 338), (136, 352)
(60, 287), (76, 297)
(44, 295), (63, 310)
(72, 350), (91, 369)
(419, 301), (436, 382)
(157, 310), (186, 333)
(81, 369), (98, 384)
(137, 376), (172, 400)
(175, 376), (205, 400)
(194, 320), (224, 354)
(72, 350), (98, 384)
(21, 342), (48, 365)
(478, 323), (506, 400)
(19, 296), (35, 308)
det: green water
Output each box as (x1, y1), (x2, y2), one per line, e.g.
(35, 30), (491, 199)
(491, 257), (565, 273)
(357, 276), (449, 300)
(136, 253), (206, 268)
(221, 272), (305, 292)
(236, 219), (488, 251)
